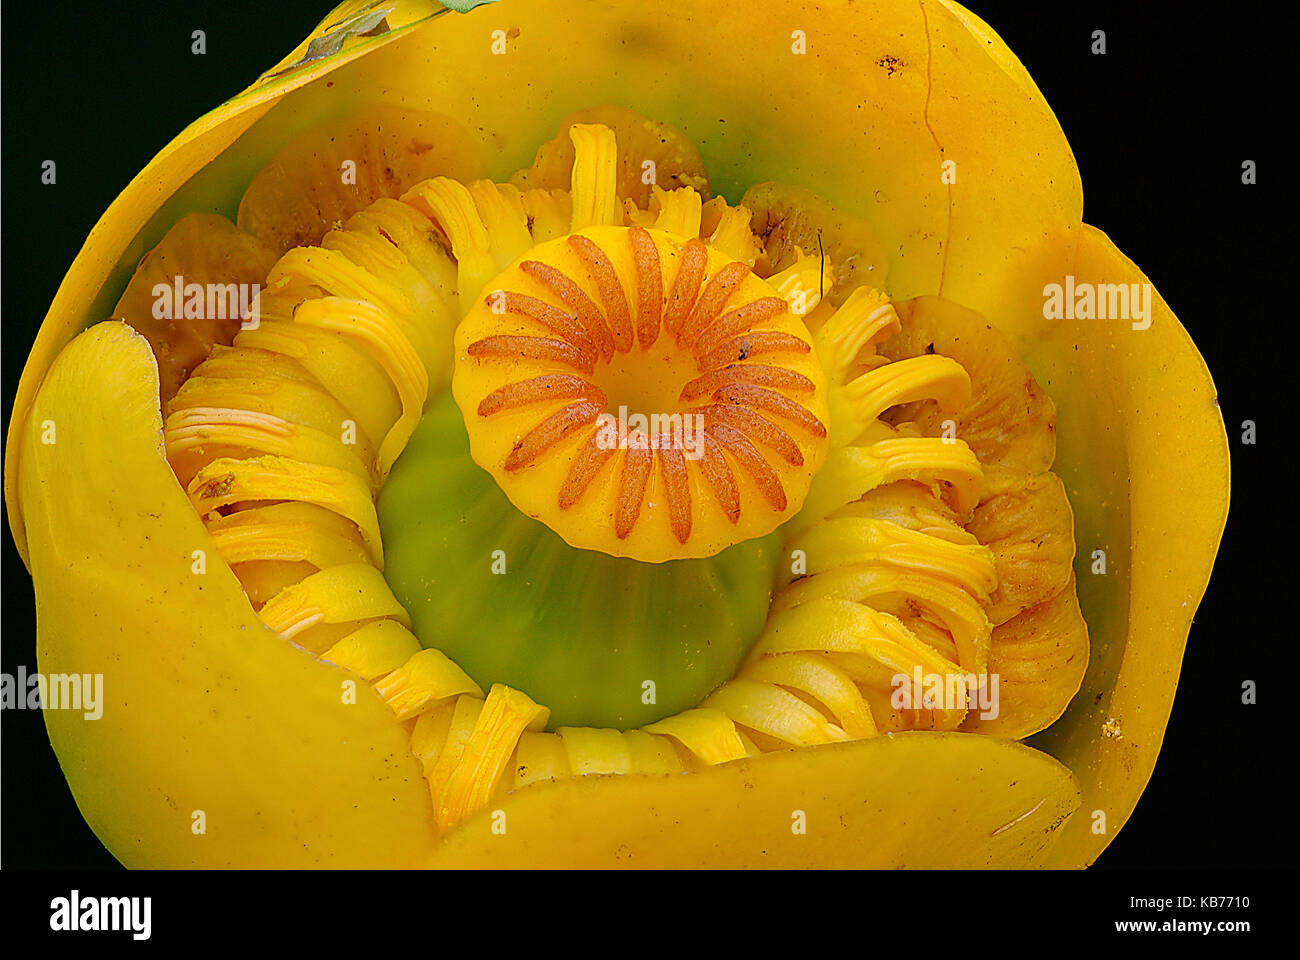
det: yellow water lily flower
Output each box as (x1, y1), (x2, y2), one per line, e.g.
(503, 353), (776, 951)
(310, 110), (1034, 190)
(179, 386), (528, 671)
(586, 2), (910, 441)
(5, 0), (1228, 868)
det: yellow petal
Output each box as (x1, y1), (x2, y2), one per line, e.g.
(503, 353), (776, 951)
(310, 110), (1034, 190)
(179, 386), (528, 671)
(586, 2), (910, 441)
(1026, 227), (1230, 867)
(428, 733), (1080, 868)
(18, 321), (436, 867)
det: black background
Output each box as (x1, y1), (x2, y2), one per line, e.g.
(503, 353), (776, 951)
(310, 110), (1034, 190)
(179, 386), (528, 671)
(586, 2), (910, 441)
(0, 0), (1291, 880)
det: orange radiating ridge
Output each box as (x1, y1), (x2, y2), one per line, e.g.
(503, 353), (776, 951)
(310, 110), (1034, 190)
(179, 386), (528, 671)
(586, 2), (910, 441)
(694, 297), (787, 359)
(568, 235), (633, 352)
(680, 363), (814, 402)
(706, 422), (787, 511)
(467, 335), (594, 375)
(698, 403), (803, 466)
(477, 374), (604, 416)
(502, 399), (602, 471)
(699, 433), (741, 523)
(557, 428), (616, 508)
(628, 226), (663, 349)
(658, 445), (692, 543)
(678, 261), (749, 348)
(520, 260), (615, 361)
(712, 383), (827, 437)
(496, 291), (597, 360)
(615, 445), (654, 538)
(696, 330), (810, 371)
(663, 239), (707, 336)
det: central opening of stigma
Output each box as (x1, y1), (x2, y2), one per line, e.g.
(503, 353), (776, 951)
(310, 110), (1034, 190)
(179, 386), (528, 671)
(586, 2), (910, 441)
(588, 323), (706, 459)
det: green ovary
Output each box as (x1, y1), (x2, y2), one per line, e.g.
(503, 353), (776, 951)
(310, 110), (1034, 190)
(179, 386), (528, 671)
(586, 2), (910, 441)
(378, 392), (782, 728)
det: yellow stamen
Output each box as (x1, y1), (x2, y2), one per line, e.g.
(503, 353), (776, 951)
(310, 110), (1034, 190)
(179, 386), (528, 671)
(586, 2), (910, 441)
(423, 695), (485, 814)
(702, 678), (850, 747)
(568, 123), (620, 230)
(514, 731), (571, 787)
(170, 374), (376, 471)
(773, 563), (991, 671)
(753, 598), (963, 682)
(787, 516), (997, 600)
(701, 197), (761, 267)
(623, 730), (687, 774)
(320, 619), (423, 680)
(187, 455), (383, 565)
(269, 246), (437, 370)
(741, 652), (879, 739)
(402, 177), (498, 308)
(467, 180), (535, 268)
(373, 650), (483, 722)
(650, 185), (703, 237)
(258, 562), (409, 640)
(410, 697), (459, 772)
(434, 683), (549, 832)
(235, 320), (400, 454)
(838, 355), (972, 443)
(206, 500), (371, 569)
(768, 251), (830, 317)
(294, 297), (429, 479)
(519, 188), (573, 244)
(344, 198), (460, 322)
(557, 726), (631, 775)
(164, 407), (373, 488)
(796, 438), (985, 528)
(815, 285), (902, 383)
(642, 708), (749, 766)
